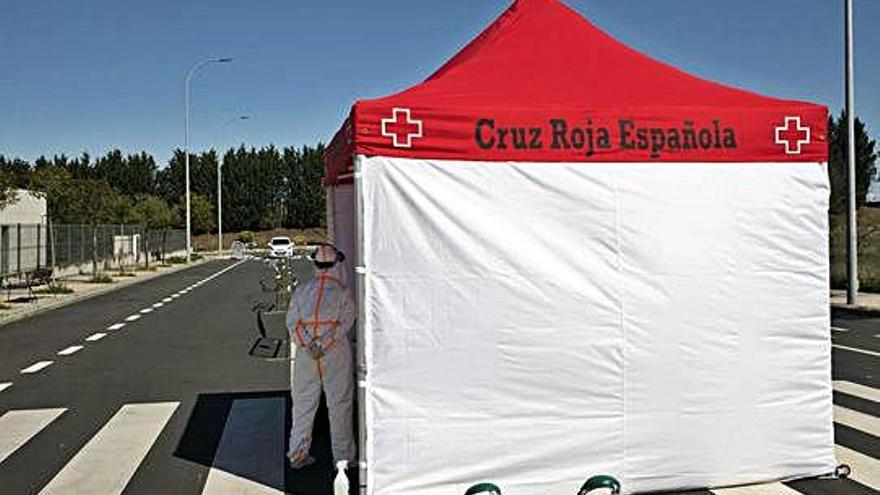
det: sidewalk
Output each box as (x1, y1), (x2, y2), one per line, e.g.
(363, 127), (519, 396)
(830, 289), (880, 314)
(0, 257), (214, 327)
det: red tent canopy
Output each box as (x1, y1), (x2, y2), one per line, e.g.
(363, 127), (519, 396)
(325, 0), (826, 184)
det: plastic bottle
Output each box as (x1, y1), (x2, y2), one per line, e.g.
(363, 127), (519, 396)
(334, 460), (349, 495)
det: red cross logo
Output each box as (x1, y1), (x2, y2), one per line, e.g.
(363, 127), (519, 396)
(775, 116), (811, 155)
(381, 108), (423, 148)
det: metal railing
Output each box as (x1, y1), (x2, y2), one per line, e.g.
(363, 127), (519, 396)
(0, 223), (186, 280)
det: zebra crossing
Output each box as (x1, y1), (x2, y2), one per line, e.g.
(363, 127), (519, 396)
(0, 398), (287, 494)
(0, 381), (876, 494)
(0, 408), (66, 465)
(39, 402), (179, 494)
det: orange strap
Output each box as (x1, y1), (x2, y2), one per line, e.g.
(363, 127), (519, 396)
(294, 273), (347, 379)
(317, 272), (346, 289)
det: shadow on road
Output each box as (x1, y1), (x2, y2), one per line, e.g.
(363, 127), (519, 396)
(174, 390), (354, 494)
(831, 306), (880, 321)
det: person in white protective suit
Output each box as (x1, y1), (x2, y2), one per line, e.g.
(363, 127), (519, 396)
(287, 243), (356, 470)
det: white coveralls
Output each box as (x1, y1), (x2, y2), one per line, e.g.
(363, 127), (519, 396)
(286, 266), (356, 465)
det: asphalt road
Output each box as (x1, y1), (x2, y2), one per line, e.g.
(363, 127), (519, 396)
(0, 258), (338, 494)
(0, 259), (876, 494)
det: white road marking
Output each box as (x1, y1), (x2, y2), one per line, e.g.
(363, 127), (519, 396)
(139, 308), (153, 314)
(57, 346), (84, 356)
(711, 482), (801, 494)
(835, 444), (880, 491)
(21, 361), (53, 374)
(202, 398), (285, 494)
(85, 333), (106, 342)
(833, 344), (880, 357)
(0, 382), (12, 393)
(202, 259), (246, 282)
(834, 380), (880, 403)
(39, 402), (179, 495)
(124, 314), (141, 322)
(107, 323), (125, 331)
(152, 302), (163, 308)
(834, 405), (880, 437)
(164, 262), (243, 309)
(0, 408), (66, 464)
(831, 326), (850, 333)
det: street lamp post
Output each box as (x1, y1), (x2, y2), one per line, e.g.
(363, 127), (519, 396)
(184, 57), (232, 263)
(844, 0), (858, 305)
(218, 153), (222, 255)
(217, 115), (250, 255)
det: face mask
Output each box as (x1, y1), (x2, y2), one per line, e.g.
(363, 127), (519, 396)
(315, 260), (337, 270)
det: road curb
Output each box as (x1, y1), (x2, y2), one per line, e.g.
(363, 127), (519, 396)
(0, 258), (217, 328)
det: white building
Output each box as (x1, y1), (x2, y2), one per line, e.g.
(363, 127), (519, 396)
(868, 179), (880, 205)
(0, 190), (48, 276)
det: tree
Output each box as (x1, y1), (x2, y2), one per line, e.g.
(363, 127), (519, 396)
(828, 111), (878, 214)
(130, 195), (175, 266)
(0, 155), (32, 189)
(75, 179), (127, 276)
(156, 149), (187, 207)
(4, 142), (330, 235)
(0, 158), (20, 208)
(221, 145), (285, 231)
(121, 152), (157, 197)
(29, 165), (76, 223)
(190, 193), (216, 235)
(193, 150), (219, 203)
(256, 145), (286, 229)
(94, 150), (157, 197)
(66, 152), (94, 180)
(221, 146), (257, 231)
(284, 144), (326, 228)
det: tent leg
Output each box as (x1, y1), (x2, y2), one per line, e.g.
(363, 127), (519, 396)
(354, 155), (368, 494)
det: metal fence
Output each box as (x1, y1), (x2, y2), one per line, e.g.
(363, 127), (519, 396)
(0, 223), (186, 279)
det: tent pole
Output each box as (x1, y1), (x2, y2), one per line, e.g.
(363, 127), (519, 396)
(845, 0), (859, 305)
(354, 154), (368, 494)
(326, 186), (335, 241)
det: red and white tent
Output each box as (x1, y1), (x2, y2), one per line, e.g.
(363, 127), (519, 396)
(325, 0), (834, 493)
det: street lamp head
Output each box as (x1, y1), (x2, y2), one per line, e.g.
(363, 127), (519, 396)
(215, 57), (233, 63)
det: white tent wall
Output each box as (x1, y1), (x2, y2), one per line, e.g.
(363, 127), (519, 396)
(357, 155), (834, 495)
(329, 184), (357, 289)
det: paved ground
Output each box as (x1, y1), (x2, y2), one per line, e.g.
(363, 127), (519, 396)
(832, 290), (880, 314)
(0, 258), (876, 494)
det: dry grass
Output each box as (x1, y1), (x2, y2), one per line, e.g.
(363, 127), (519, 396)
(193, 228), (328, 251)
(830, 207), (880, 292)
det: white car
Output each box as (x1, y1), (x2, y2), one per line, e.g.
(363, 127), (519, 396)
(267, 236), (294, 258)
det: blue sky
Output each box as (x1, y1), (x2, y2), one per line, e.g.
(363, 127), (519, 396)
(1, 0), (878, 164)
